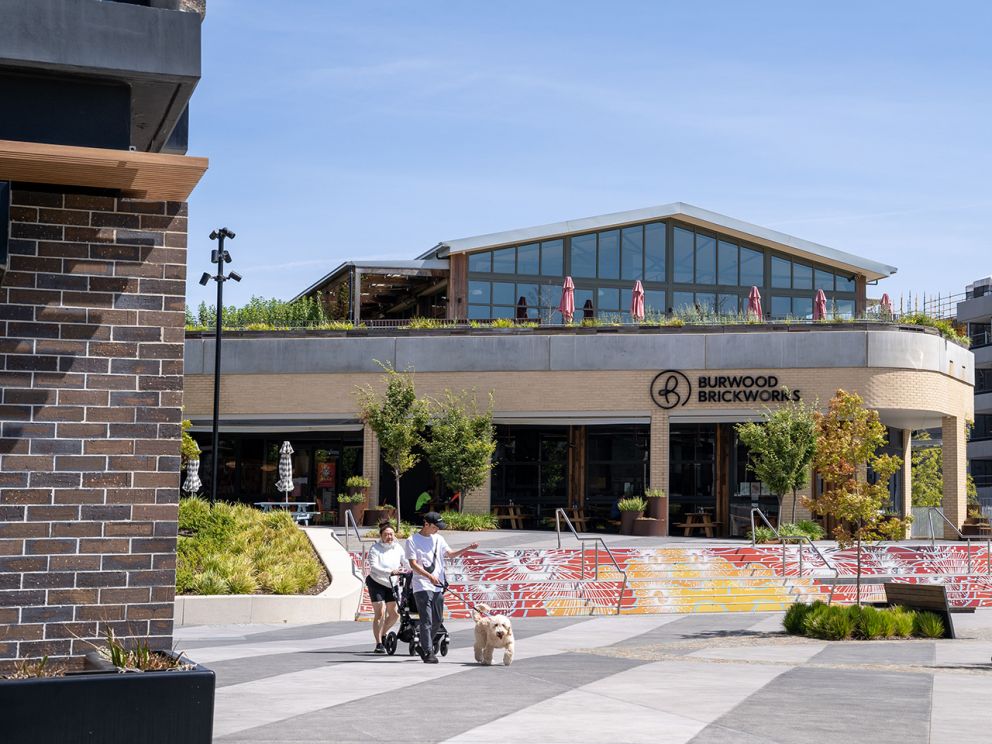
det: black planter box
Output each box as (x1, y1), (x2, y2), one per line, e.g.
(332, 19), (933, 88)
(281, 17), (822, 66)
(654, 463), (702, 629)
(1, 654), (214, 744)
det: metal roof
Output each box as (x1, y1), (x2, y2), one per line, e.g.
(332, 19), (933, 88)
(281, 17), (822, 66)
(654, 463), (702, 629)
(418, 202), (898, 281)
(291, 259), (450, 302)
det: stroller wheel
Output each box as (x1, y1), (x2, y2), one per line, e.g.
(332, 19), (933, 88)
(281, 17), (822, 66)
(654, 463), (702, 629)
(384, 632), (397, 656)
(439, 641), (449, 657)
(408, 642), (417, 656)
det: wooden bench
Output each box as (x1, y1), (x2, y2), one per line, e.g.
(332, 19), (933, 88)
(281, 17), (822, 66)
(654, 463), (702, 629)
(492, 504), (525, 529)
(562, 507), (589, 532)
(882, 583), (968, 639)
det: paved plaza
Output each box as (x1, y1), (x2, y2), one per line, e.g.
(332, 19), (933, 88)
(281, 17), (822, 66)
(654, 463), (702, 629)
(178, 611), (992, 743)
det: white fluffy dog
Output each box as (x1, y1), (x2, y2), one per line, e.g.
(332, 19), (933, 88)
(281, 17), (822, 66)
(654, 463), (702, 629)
(473, 603), (514, 666)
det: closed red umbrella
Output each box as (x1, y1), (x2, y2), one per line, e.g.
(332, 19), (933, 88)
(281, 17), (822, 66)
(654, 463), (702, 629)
(630, 280), (645, 322)
(880, 293), (893, 316)
(813, 289), (828, 320)
(558, 276), (575, 323)
(747, 286), (763, 320)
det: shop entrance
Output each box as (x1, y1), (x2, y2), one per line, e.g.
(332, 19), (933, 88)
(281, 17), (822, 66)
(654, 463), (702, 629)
(669, 424), (717, 532)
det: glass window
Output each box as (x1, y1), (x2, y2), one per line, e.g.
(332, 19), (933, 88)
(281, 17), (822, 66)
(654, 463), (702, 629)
(694, 233), (716, 284)
(468, 251), (491, 273)
(468, 304), (489, 319)
(516, 283), (540, 308)
(570, 234), (596, 278)
(492, 281), (515, 305)
(695, 292), (716, 312)
(492, 247), (515, 274)
(718, 240), (738, 286)
(644, 289), (666, 314)
(541, 239), (563, 276)
(597, 287), (621, 310)
(835, 299), (855, 318)
(792, 296), (813, 319)
(770, 295), (791, 319)
(574, 289), (594, 319)
(771, 256), (791, 288)
(621, 226), (643, 281)
(491, 306), (514, 319)
(468, 280), (490, 304)
(793, 262), (812, 290)
(740, 246), (764, 286)
(517, 243), (539, 275)
(673, 291), (694, 312)
(598, 230), (620, 279)
(674, 227), (694, 283)
(836, 274), (855, 292)
(644, 222), (666, 281)
(717, 293), (739, 315)
(814, 268), (834, 291)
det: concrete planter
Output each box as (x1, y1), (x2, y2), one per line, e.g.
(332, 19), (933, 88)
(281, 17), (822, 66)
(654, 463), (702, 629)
(620, 510), (643, 535)
(645, 496), (668, 536)
(633, 517), (659, 536)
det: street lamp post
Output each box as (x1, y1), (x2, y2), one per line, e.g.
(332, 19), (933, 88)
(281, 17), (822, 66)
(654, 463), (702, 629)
(199, 227), (242, 505)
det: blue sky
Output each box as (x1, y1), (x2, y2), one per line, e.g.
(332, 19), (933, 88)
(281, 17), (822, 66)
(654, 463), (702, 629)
(185, 1), (991, 311)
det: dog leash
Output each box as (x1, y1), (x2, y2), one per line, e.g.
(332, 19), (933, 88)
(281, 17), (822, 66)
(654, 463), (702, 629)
(441, 583), (499, 619)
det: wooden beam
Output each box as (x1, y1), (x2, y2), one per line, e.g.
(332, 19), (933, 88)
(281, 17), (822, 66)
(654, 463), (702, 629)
(0, 139), (208, 201)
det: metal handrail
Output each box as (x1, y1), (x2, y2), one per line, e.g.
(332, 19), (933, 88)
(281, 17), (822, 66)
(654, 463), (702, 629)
(342, 509), (376, 581)
(923, 506), (991, 574)
(555, 508), (629, 615)
(749, 508), (839, 603)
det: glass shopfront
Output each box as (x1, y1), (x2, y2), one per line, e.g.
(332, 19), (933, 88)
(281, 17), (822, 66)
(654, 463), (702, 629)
(192, 431), (363, 512)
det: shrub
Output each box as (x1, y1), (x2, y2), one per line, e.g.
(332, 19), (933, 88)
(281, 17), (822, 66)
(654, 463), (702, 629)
(345, 475), (371, 489)
(617, 497), (647, 512)
(795, 519), (825, 540)
(404, 317), (450, 329)
(889, 606), (915, 638)
(899, 312), (970, 348)
(438, 510), (498, 531)
(337, 493), (366, 504)
(363, 519), (416, 539)
(913, 611), (946, 638)
(748, 526), (778, 544)
(783, 602), (814, 634)
(803, 604), (855, 640)
(644, 488), (666, 499)
(177, 498), (322, 595)
(853, 605), (888, 640)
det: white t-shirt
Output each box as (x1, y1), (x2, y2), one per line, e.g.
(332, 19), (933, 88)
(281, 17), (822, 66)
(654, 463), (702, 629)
(404, 532), (450, 594)
(368, 541), (407, 588)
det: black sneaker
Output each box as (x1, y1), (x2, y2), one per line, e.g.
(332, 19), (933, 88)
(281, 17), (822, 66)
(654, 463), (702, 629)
(373, 644), (385, 654)
(423, 654), (439, 664)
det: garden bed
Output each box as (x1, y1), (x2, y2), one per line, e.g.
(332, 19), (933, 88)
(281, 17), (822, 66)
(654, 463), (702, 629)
(784, 601), (946, 640)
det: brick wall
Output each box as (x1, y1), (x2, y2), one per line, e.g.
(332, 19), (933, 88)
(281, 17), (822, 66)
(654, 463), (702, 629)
(0, 187), (187, 666)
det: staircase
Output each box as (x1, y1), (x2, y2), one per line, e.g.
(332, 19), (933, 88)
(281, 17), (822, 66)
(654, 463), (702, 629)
(353, 542), (992, 619)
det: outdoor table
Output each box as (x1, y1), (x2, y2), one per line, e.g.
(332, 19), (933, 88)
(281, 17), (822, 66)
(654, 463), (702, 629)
(492, 504), (525, 529)
(678, 511), (720, 538)
(254, 501), (318, 525)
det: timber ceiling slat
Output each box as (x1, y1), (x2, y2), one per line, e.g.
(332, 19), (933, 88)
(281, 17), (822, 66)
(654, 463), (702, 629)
(0, 139), (208, 201)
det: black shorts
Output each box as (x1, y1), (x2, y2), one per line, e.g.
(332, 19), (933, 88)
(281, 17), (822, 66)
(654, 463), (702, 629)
(366, 576), (396, 604)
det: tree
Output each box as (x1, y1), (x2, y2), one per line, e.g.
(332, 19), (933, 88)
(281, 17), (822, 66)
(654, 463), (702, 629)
(734, 392), (818, 523)
(422, 391), (496, 513)
(181, 418), (200, 466)
(911, 431), (942, 508)
(355, 363), (429, 528)
(805, 389), (906, 604)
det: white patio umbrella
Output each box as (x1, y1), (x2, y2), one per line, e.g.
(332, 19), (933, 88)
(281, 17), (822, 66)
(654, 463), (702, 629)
(275, 441), (295, 502)
(182, 458), (202, 496)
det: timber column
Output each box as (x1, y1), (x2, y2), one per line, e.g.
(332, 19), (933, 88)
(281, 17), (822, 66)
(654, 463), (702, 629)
(362, 424), (380, 507)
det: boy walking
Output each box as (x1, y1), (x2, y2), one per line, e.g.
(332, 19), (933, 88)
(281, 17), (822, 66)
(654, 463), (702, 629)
(404, 512), (478, 663)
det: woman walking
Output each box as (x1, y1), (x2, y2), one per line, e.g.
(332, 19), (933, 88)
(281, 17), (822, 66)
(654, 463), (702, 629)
(367, 521), (407, 654)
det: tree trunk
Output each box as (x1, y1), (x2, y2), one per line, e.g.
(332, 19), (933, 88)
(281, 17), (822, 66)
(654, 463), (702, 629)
(856, 529), (862, 607)
(791, 488), (799, 524)
(394, 471), (402, 530)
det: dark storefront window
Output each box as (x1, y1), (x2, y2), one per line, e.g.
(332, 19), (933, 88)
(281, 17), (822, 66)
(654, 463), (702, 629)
(669, 424), (716, 526)
(491, 426), (568, 519)
(585, 427), (649, 507)
(192, 432), (363, 510)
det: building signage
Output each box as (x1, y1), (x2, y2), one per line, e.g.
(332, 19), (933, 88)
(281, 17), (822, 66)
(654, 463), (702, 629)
(651, 370), (800, 409)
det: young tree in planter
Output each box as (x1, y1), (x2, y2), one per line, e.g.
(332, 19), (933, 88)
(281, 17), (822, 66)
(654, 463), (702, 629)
(356, 364), (429, 529)
(422, 391), (496, 513)
(734, 392), (818, 523)
(805, 389), (906, 604)
(911, 431), (942, 508)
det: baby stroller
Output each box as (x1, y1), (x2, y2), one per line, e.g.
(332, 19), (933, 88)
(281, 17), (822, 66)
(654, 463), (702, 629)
(383, 572), (450, 657)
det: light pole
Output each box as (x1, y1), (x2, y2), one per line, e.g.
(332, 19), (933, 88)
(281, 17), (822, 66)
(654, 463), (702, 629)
(199, 228), (241, 505)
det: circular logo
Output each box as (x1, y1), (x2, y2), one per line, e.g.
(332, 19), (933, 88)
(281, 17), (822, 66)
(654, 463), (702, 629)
(650, 370), (691, 409)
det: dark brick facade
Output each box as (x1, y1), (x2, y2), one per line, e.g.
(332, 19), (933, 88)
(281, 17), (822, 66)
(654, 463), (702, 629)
(0, 187), (188, 665)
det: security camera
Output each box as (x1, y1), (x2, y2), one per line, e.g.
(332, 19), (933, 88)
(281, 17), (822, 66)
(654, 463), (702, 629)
(229, 271), (242, 283)
(223, 250), (232, 263)
(199, 272), (211, 286)
(209, 230), (218, 240)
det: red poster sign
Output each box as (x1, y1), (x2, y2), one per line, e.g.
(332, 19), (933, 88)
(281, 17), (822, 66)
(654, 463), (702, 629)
(316, 461), (336, 488)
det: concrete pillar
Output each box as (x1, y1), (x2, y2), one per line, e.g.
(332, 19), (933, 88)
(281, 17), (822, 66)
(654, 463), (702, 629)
(942, 416), (967, 537)
(362, 424), (380, 507)
(649, 412), (669, 495)
(462, 468), (491, 515)
(900, 429), (913, 538)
